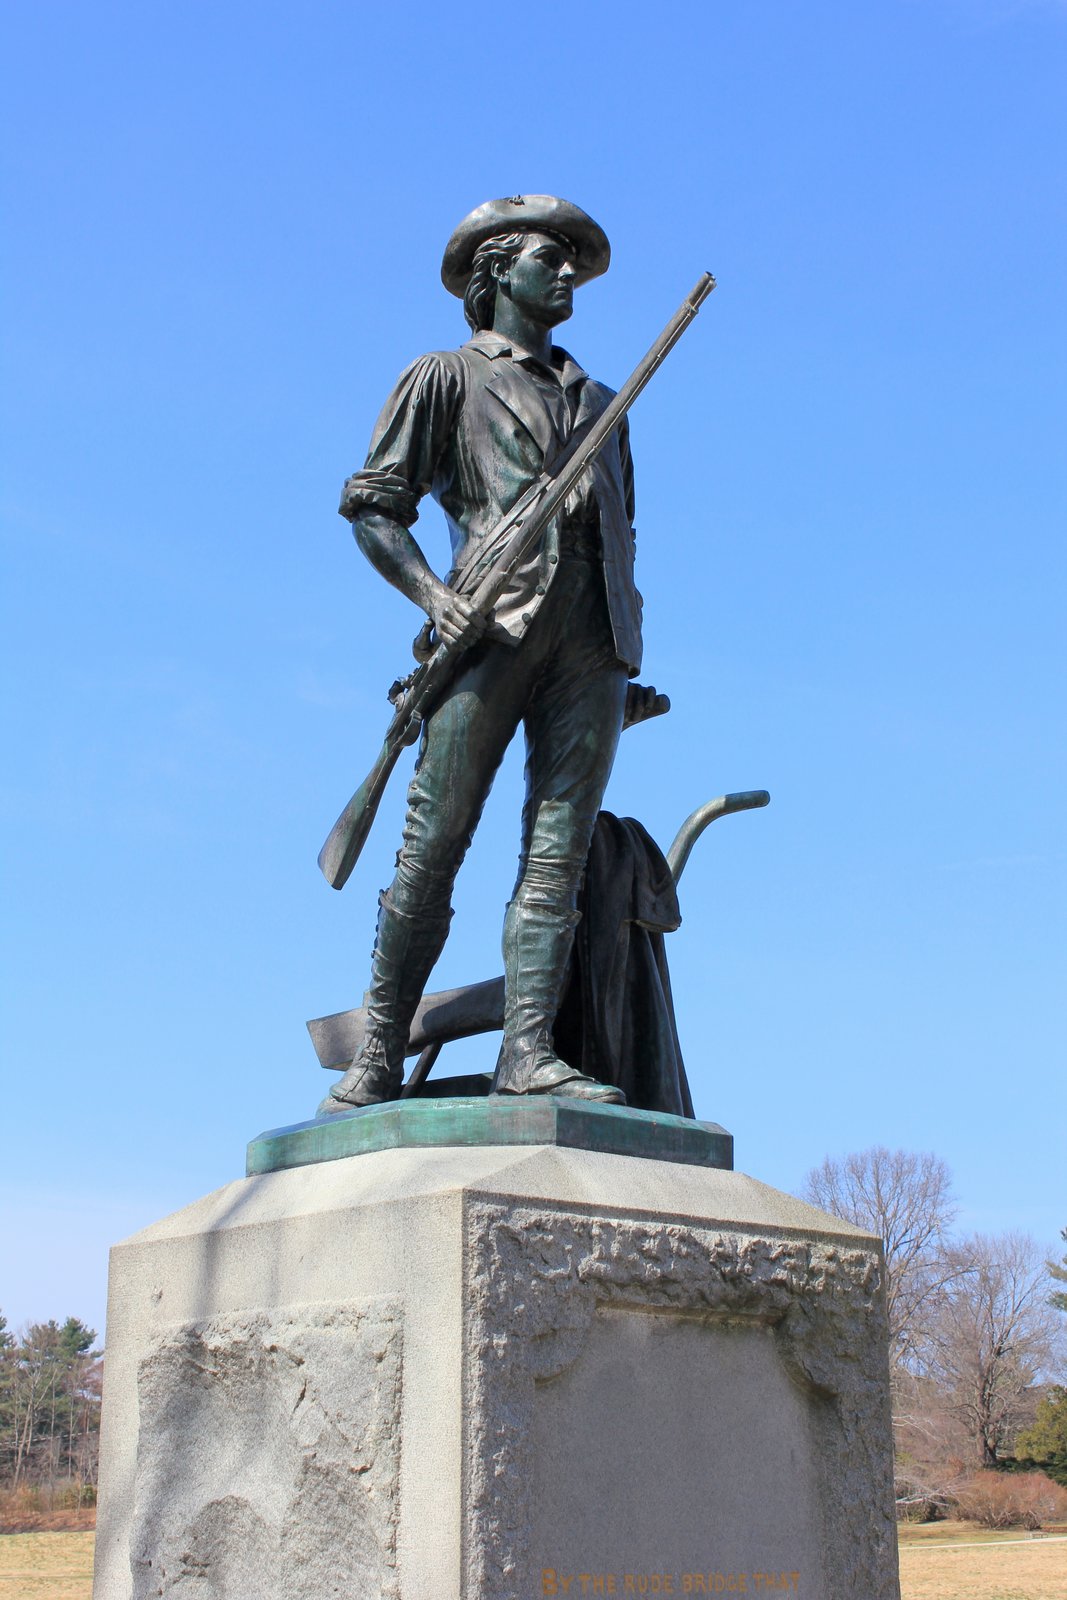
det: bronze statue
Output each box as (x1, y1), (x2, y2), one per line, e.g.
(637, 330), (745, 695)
(317, 197), (711, 1117)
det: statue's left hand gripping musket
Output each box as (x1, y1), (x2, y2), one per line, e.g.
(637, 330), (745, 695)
(318, 271), (717, 890)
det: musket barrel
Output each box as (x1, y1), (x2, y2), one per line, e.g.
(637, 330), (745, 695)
(465, 273), (716, 619)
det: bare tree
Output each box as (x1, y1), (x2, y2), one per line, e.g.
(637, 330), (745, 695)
(801, 1146), (958, 1371)
(922, 1232), (1061, 1468)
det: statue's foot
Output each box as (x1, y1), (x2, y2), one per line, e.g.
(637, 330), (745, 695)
(315, 1043), (402, 1117)
(316, 1090), (355, 1117)
(496, 1055), (626, 1105)
(539, 1072), (626, 1105)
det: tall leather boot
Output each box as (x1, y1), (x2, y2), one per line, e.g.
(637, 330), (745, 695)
(317, 890), (451, 1115)
(492, 898), (625, 1103)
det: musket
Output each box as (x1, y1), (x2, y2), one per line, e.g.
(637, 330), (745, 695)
(318, 270), (717, 890)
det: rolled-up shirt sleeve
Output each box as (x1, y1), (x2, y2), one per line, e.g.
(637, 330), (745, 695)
(343, 352), (464, 528)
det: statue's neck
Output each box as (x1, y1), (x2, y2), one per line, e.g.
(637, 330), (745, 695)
(491, 299), (554, 368)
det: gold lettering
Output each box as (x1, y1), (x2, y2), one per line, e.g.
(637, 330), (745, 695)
(624, 1581), (636, 1596)
(543, 1572), (559, 1597)
(607, 1581), (618, 1596)
(790, 1578), (800, 1592)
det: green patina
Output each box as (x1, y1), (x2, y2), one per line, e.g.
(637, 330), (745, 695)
(246, 1097), (733, 1177)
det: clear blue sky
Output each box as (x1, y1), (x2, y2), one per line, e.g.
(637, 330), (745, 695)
(2, 0), (1065, 1340)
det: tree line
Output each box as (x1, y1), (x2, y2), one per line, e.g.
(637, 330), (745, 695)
(0, 1312), (101, 1511)
(802, 1148), (1067, 1525)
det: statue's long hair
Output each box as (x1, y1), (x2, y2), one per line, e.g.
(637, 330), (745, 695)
(462, 229), (572, 332)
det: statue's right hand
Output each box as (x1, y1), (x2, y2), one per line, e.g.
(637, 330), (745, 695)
(338, 474), (362, 521)
(430, 586), (488, 651)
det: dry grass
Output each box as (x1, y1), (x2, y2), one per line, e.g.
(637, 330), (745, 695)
(1, 1526), (1065, 1600)
(898, 1521), (1067, 1599)
(0, 1532), (94, 1600)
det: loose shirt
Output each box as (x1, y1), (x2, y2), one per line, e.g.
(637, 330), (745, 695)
(343, 329), (643, 673)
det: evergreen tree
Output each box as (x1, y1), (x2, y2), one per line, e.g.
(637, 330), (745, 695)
(1050, 1228), (1067, 1315)
(0, 1312), (101, 1499)
(1015, 1386), (1067, 1489)
(0, 1313), (17, 1481)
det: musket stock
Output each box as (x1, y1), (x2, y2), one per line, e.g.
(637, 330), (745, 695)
(318, 271), (716, 889)
(317, 734), (403, 889)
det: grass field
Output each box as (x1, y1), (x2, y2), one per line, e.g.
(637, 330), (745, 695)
(0, 1532), (95, 1600)
(1, 1528), (1065, 1599)
(897, 1522), (1067, 1600)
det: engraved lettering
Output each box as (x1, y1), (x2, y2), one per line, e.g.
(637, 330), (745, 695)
(551, 1571), (792, 1600)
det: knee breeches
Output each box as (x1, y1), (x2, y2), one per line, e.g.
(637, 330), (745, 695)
(392, 554), (627, 918)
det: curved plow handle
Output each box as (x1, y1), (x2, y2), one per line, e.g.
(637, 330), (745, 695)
(666, 790), (770, 886)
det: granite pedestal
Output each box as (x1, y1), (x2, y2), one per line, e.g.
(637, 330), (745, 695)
(93, 1103), (900, 1599)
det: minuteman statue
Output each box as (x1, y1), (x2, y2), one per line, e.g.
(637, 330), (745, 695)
(318, 195), (667, 1116)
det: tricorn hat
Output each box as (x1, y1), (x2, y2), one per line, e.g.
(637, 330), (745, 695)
(441, 195), (610, 298)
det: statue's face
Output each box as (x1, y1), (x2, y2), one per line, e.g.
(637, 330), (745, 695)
(500, 231), (578, 327)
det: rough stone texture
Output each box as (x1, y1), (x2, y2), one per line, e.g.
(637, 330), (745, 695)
(129, 1303), (401, 1598)
(465, 1202), (898, 1599)
(93, 1144), (900, 1600)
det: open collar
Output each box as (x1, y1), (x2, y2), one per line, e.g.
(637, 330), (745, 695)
(467, 329), (587, 392)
